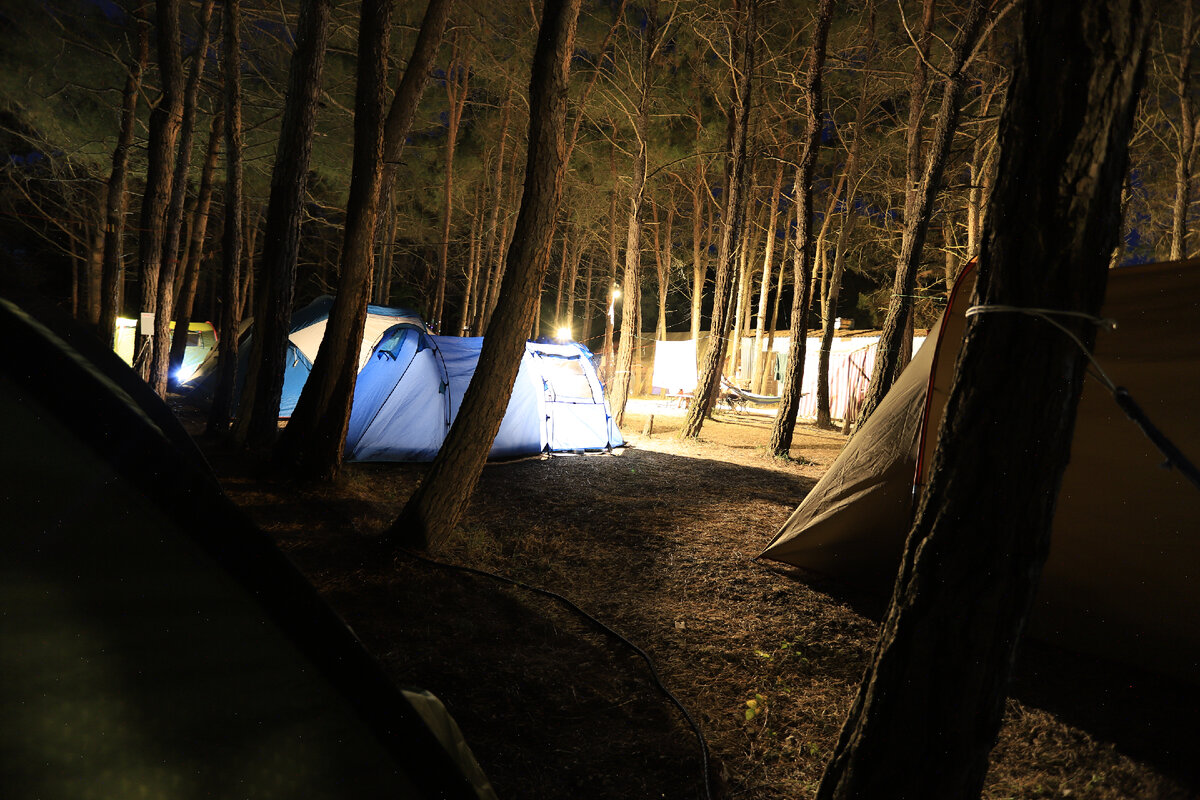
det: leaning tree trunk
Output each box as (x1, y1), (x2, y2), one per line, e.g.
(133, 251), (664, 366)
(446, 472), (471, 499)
(132, 0), (185, 379)
(767, 0), (833, 456)
(150, 0), (215, 397)
(168, 111), (223, 382)
(206, 0), (244, 436)
(816, 1), (1149, 797)
(98, 0), (150, 348)
(681, 0), (756, 438)
(855, 0), (989, 428)
(391, 0), (581, 552)
(275, 0), (394, 480)
(231, 0), (333, 452)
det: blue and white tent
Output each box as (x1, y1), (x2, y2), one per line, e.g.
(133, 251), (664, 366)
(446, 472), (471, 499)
(345, 326), (623, 462)
(188, 296), (426, 417)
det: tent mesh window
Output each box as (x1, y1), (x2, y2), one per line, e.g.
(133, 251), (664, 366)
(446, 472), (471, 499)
(541, 357), (596, 402)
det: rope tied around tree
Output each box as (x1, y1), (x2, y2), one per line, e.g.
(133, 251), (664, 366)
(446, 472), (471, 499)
(965, 303), (1200, 491)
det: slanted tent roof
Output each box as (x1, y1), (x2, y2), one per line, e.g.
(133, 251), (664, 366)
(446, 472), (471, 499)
(345, 328), (623, 463)
(0, 298), (494, 799)
(761, 260), (1200, 681)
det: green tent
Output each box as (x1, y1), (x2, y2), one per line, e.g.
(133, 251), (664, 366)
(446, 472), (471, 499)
(0, 298), (496, 799)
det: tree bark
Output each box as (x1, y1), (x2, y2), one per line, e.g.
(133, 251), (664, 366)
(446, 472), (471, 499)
(206, 0), (243, 436)
(98, 0), (150, 348)
(433, 34), (471, 331)
(816, 1), (1149, 796)
(682, 0), (756, 438)
(168, 110), (223, 383)
(767, 0), (833, 455)
(275, 0), (395, 480)
(232, 0), (333, 451)
(816, 8), (873, 428)
(855, 0), (989, 428)
(132, 0), (185, 379)
(603, 134), (619, 385)
(391, 0), (581, 551)
(1170, 0), (1197, 261)
(375, 0), (454, 296)
(749, 158), (785, 390)
(690, 131), (707, 343)
(149, 0), (215, 396)
(608, 4), (658, 426)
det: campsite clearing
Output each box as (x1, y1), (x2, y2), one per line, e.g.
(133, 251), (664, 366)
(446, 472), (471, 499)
(196, 400), (1198, 800)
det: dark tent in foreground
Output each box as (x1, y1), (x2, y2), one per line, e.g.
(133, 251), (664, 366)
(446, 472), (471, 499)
(0, 298), (495, 798)
(761, 260), (1200, 681)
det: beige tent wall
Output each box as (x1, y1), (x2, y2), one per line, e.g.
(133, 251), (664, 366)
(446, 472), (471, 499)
(763, 259), (1200, 681)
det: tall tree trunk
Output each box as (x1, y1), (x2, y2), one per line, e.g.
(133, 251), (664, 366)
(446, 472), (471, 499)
(729, 198), (765, 381)
(816, 5), (873, 428)
(460, 183), (483, 334)
(232, 0), (333, 450)
(168, 110), (223, 383)
(855, 0), (989, 427)
(484, 143), (524, 330)
(133, 0), (185, 378)
(1170, 0), (1197, 260)
(603, 134), (619, 385)
(392, 0), (581, 551)
(816, 0), (1148, 795)
(98, 0), (150, 348)
(690, 137), (707, 343)
(581, 249), (595, 344)
(275, 0), (395, 479)
(767, 0), (833, 455)
(433, 34), (471, 331)
(609, 5), (659, 426)
(150, 0), (216, 396)
(759, 200), (793, 394)
(750, 158), (785, 389)
(206, 0), (244, 435)
(375, 0), (454, 293)
(682, 0), (756, 438)
(476, 86), (513, 333)
(565, 226), (582, 334)
(650, 197), (674, 340)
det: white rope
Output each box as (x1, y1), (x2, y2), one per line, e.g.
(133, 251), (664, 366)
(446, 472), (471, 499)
(964, 304), (1118, 391)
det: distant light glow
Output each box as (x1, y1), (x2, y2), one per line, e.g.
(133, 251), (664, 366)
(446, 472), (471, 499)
(175, 365), (197, 383)
(555, 326), (572, 342)
(611, 287), (621, 300)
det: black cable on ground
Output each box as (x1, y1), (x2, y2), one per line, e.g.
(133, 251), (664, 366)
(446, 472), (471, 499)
(397, 548), (715, 800)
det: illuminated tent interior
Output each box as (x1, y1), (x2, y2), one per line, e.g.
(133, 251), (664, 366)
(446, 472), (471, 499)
(345, 326), (624, 462)
(0, 298), (495, 799)
(760, 259), (1200, 682)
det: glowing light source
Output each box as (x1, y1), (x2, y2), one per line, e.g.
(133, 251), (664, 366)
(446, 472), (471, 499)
(555, 326), (572, 342)
(174, 365), (197, 383)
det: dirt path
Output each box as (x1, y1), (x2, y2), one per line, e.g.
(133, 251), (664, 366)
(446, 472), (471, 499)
(202, 400), (1198, 799)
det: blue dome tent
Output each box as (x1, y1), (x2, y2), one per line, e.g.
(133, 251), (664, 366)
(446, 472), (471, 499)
(345, 326), (624, 462)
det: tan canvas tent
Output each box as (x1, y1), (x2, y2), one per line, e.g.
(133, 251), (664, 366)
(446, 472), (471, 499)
(761, 259), (1200, 681)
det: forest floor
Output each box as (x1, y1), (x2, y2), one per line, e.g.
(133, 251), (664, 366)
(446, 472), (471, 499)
(193, 398), (1199, 800)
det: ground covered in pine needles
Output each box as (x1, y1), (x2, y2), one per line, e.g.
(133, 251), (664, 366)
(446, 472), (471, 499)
(195, 399), (1199, 800)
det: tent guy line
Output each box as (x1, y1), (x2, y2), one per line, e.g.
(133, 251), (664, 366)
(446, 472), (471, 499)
(966, 302), (1200, 490)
